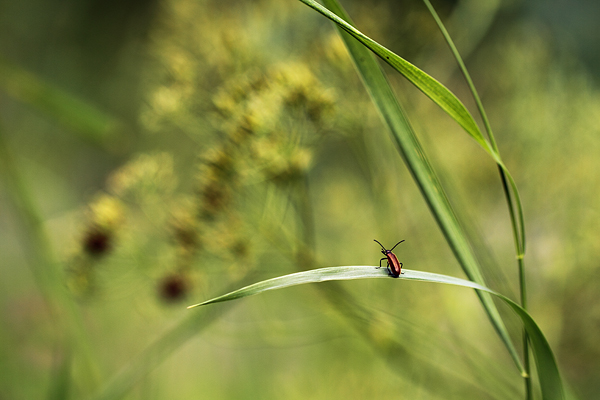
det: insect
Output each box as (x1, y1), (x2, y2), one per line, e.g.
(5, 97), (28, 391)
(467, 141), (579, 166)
(374, 239), (405, 278)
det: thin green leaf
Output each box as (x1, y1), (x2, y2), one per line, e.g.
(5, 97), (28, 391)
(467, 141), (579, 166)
(0, 60), (118, 144)
(0, 121), (100, 389)
(297, 0), (499, 162)
(300, 0), (527, 260)
(188, 266), (390, 307)
(314, 0), (524, 376)
(88, 274), (255, 400)
(303, 0), (528, 263)
(188, 266), (564, 400)
(421, 0), (526, 258)
(47, 352), (71, 400)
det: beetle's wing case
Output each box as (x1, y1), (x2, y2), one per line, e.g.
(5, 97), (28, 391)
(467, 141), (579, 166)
(387, 253), (401, 277)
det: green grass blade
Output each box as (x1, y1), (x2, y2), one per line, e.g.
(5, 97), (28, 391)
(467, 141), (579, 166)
(88, 274), (254, 400)
(188, 266), (386, 307)
(47, 352), (71, 400)
(0, 60), (119, 144)
(421, 0), (525, 258)
(0, 122), (101, 389)
(310, 0), (524, 375)
(300, 0), (527, 259)
(299, 0), (527, 258)
(297, 0), (497, 161)
(188, 266), (564, 400)
(302, 0), (528, 262)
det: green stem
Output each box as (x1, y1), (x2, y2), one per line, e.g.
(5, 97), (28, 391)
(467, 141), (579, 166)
(0, 121), (100, 391)
(89, 274), (250, 400)
(297, 175), (316, 266)
(421, 1), (531, 396)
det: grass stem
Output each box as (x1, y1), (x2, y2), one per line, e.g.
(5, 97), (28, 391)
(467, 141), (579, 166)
(421, 1), (531, 396)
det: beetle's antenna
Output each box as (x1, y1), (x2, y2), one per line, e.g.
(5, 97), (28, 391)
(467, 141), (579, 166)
(390, 240), (405, 251)
(373, 239), (386, 250)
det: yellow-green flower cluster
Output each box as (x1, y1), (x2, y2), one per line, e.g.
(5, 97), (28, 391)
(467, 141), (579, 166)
(107, 152), (177, 199)
(68, 60), (336, 301)
(66, 193), (125, 296)
(208, 62), (335, 187)
(190, 62), (336, 274)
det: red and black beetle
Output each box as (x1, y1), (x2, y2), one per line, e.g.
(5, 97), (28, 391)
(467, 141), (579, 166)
(374, 239), (405, 277)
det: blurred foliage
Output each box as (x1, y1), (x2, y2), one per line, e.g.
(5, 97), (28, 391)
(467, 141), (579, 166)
(1, 0), (600, 399)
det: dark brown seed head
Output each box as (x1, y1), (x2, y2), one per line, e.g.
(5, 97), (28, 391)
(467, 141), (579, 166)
(159, 274), (188, 302)
(83, 227), (111, 257)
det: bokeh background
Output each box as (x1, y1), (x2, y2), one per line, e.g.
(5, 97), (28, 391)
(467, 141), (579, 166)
(1, 0), (599, 399)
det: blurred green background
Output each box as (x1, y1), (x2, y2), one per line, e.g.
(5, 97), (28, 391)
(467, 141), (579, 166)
(1, 0), (599, 399)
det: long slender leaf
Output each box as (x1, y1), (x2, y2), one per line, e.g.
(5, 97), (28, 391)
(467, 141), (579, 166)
(310, 0), (524, 375)
(188, 266), (564, 400)
(47, 352), (71, 400)
(0, 122), (101, 389)
(297, 0), (494, 159)
(88, 273), (254, 400)
(0, 60), (118, 144)
(299, 0), (526, 258)
(421, 0), (526, 257)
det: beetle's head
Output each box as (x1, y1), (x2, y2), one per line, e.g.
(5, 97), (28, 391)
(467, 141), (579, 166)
(374, 239), (388, 254)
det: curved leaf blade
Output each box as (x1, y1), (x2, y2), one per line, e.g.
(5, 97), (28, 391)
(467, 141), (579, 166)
(304, 0), (526, 258)
(188, 266), (393, 307)
(421, 0), (526, 258)
(189, 266), (564, 400)
(297, 0), (497, 160)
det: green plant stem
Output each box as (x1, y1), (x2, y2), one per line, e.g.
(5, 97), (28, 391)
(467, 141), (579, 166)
(420, 1), (531, 396)
(0, 121), (100, 392)
(0, 126), (61, 310)
(296, 175), (316, 268)
(89, 275), (250, 400)
(0, 60), (117, 144)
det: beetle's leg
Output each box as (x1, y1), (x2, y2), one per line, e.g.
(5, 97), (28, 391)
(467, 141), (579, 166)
(400, 262), (404, 274)
(377, 258), (387, 269)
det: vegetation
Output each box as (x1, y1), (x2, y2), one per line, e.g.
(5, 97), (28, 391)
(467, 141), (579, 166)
(1, 0), (599, 399)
